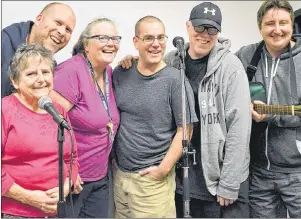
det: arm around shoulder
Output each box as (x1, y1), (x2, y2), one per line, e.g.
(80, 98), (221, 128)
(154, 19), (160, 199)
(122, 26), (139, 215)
(163, 50), (177, 66)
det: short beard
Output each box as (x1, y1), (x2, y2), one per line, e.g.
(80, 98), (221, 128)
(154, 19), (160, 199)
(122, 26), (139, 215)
(32, 32), (55, 53)
(32, 32), (46, 48)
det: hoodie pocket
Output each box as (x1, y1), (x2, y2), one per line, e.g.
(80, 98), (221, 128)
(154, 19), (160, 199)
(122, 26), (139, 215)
(268, 125), (301, 167)
(201, 141), (223, 184)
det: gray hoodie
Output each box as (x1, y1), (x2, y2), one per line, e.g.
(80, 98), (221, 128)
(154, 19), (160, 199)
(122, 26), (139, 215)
(236, 37), (301, 173)
(164, 37), (251, 199)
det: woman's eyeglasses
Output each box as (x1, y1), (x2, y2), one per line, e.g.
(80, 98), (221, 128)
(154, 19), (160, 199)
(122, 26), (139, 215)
(86, 35), (122, 44)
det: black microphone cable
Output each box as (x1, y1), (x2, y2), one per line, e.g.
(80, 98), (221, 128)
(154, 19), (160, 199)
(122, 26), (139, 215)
(67, 129), (75, 217)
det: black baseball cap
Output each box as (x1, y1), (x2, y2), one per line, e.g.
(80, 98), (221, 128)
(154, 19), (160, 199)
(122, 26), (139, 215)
(189, 2), (222, 32)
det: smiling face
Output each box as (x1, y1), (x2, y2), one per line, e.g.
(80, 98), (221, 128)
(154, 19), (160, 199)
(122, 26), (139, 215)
(33, 4), (76, 53)
(186, 21), (218, 59)
(134, 20), (166, 66)
(84, 22), (120, 67)
(11, 55), (54, 105)
(259, 8), (293, 56)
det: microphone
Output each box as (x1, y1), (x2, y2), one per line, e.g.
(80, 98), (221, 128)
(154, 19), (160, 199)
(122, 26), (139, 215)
(38, 96), (71, 130)
(172, 36), (185, 59)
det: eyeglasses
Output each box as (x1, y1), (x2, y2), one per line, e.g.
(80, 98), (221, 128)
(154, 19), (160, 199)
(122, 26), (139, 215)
(136, 34), (168, 44)
(86, 34), (122, 44)
(194, 25), (219, 35)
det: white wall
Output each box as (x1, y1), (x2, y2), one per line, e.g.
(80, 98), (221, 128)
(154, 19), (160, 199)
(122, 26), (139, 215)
(2, 1), (301, 67)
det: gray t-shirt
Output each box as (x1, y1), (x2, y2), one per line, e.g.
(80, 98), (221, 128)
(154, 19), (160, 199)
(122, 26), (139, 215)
(112, 61), (198, 172)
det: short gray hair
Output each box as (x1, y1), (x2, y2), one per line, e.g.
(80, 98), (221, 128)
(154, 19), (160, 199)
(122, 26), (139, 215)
(9, 44), (55, 92)
(72, 17), (116, 56)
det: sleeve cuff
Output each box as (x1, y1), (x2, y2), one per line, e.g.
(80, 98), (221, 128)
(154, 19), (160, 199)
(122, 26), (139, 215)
(216, 182), (239, 200)
(2, 172), (15, 195)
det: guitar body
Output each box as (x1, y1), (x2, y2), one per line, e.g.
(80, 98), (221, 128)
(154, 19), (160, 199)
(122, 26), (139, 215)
(250, 82), (267, 103)
(249, 82), (268, 164)
(249, 82), (268, 132)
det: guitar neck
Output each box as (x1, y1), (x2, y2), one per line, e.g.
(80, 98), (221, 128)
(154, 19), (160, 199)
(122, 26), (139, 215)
(254, 104), (301, 116)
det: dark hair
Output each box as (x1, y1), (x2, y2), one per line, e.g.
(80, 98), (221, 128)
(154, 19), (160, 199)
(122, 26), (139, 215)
(135, 15), (165, 36)
(72, 18), (115, 56)
(257, 0), (294, 29)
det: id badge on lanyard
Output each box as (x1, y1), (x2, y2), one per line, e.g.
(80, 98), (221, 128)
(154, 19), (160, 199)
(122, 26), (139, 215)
(84, 55), (114, 143)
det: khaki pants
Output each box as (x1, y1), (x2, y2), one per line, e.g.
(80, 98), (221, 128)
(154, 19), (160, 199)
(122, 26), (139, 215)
(113, 167), (176, 218)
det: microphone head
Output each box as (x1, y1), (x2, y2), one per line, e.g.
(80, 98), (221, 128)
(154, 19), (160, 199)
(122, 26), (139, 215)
(173, 36), (185, 48)
(38, 96), (52, 110)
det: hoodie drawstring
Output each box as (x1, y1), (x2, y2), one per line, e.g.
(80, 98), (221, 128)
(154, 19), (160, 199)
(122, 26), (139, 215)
(264, 54), (280, 170)
(212, 74), (216, 106)
(265, 55), (269, 78)
(265, 54), (280, 104)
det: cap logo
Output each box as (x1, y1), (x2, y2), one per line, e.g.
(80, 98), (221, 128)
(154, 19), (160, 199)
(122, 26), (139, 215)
(204, 7), (216, 16)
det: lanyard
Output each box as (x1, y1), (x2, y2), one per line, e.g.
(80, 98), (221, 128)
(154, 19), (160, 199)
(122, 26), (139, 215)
(84, 54), (114, 142)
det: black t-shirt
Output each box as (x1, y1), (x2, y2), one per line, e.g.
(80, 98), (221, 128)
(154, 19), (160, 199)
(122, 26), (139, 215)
(185, 51), (208, 95)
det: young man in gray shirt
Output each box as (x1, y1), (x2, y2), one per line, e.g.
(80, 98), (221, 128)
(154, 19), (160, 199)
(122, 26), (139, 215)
(118, 2), (252, 218)
(112, 16), (198, 218)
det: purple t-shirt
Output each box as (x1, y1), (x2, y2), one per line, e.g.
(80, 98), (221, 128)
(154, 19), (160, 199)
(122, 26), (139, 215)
(53, 54), (120, 181)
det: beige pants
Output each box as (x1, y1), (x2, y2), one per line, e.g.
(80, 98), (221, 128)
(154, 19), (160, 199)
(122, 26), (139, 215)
(113, 166), (176, 218)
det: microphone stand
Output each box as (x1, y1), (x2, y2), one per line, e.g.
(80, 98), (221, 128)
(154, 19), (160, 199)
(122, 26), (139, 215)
(179, 51), (196, 218)
(57, 125), (66, 218)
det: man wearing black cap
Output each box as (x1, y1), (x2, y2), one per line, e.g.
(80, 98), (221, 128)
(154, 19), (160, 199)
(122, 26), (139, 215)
(164, 2), (251, 217)
(117, 2), (251, 218)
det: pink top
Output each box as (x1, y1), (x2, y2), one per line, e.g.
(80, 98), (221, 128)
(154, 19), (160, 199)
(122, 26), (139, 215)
(53, 54), (120, 181)
(1, 94), (78, 217)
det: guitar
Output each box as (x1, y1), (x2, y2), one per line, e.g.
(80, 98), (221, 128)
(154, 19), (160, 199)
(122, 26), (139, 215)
(253, 104), (301, 116)
(250, 82), (301, 115)
(249, 82), (301, 164)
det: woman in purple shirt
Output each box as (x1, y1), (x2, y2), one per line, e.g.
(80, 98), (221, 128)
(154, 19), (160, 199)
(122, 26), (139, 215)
(50, 18), (121, 218)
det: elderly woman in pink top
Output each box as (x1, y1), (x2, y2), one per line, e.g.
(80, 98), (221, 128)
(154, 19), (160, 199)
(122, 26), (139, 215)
(50, 18), (121, 218)
(1, 44), (78, 218)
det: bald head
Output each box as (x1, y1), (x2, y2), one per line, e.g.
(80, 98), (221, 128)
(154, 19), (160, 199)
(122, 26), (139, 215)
(135, 16), (165, 36)
(30, 2), (76, 54)
(40, 2), (74, 16)
(40, 3), (76, 28)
